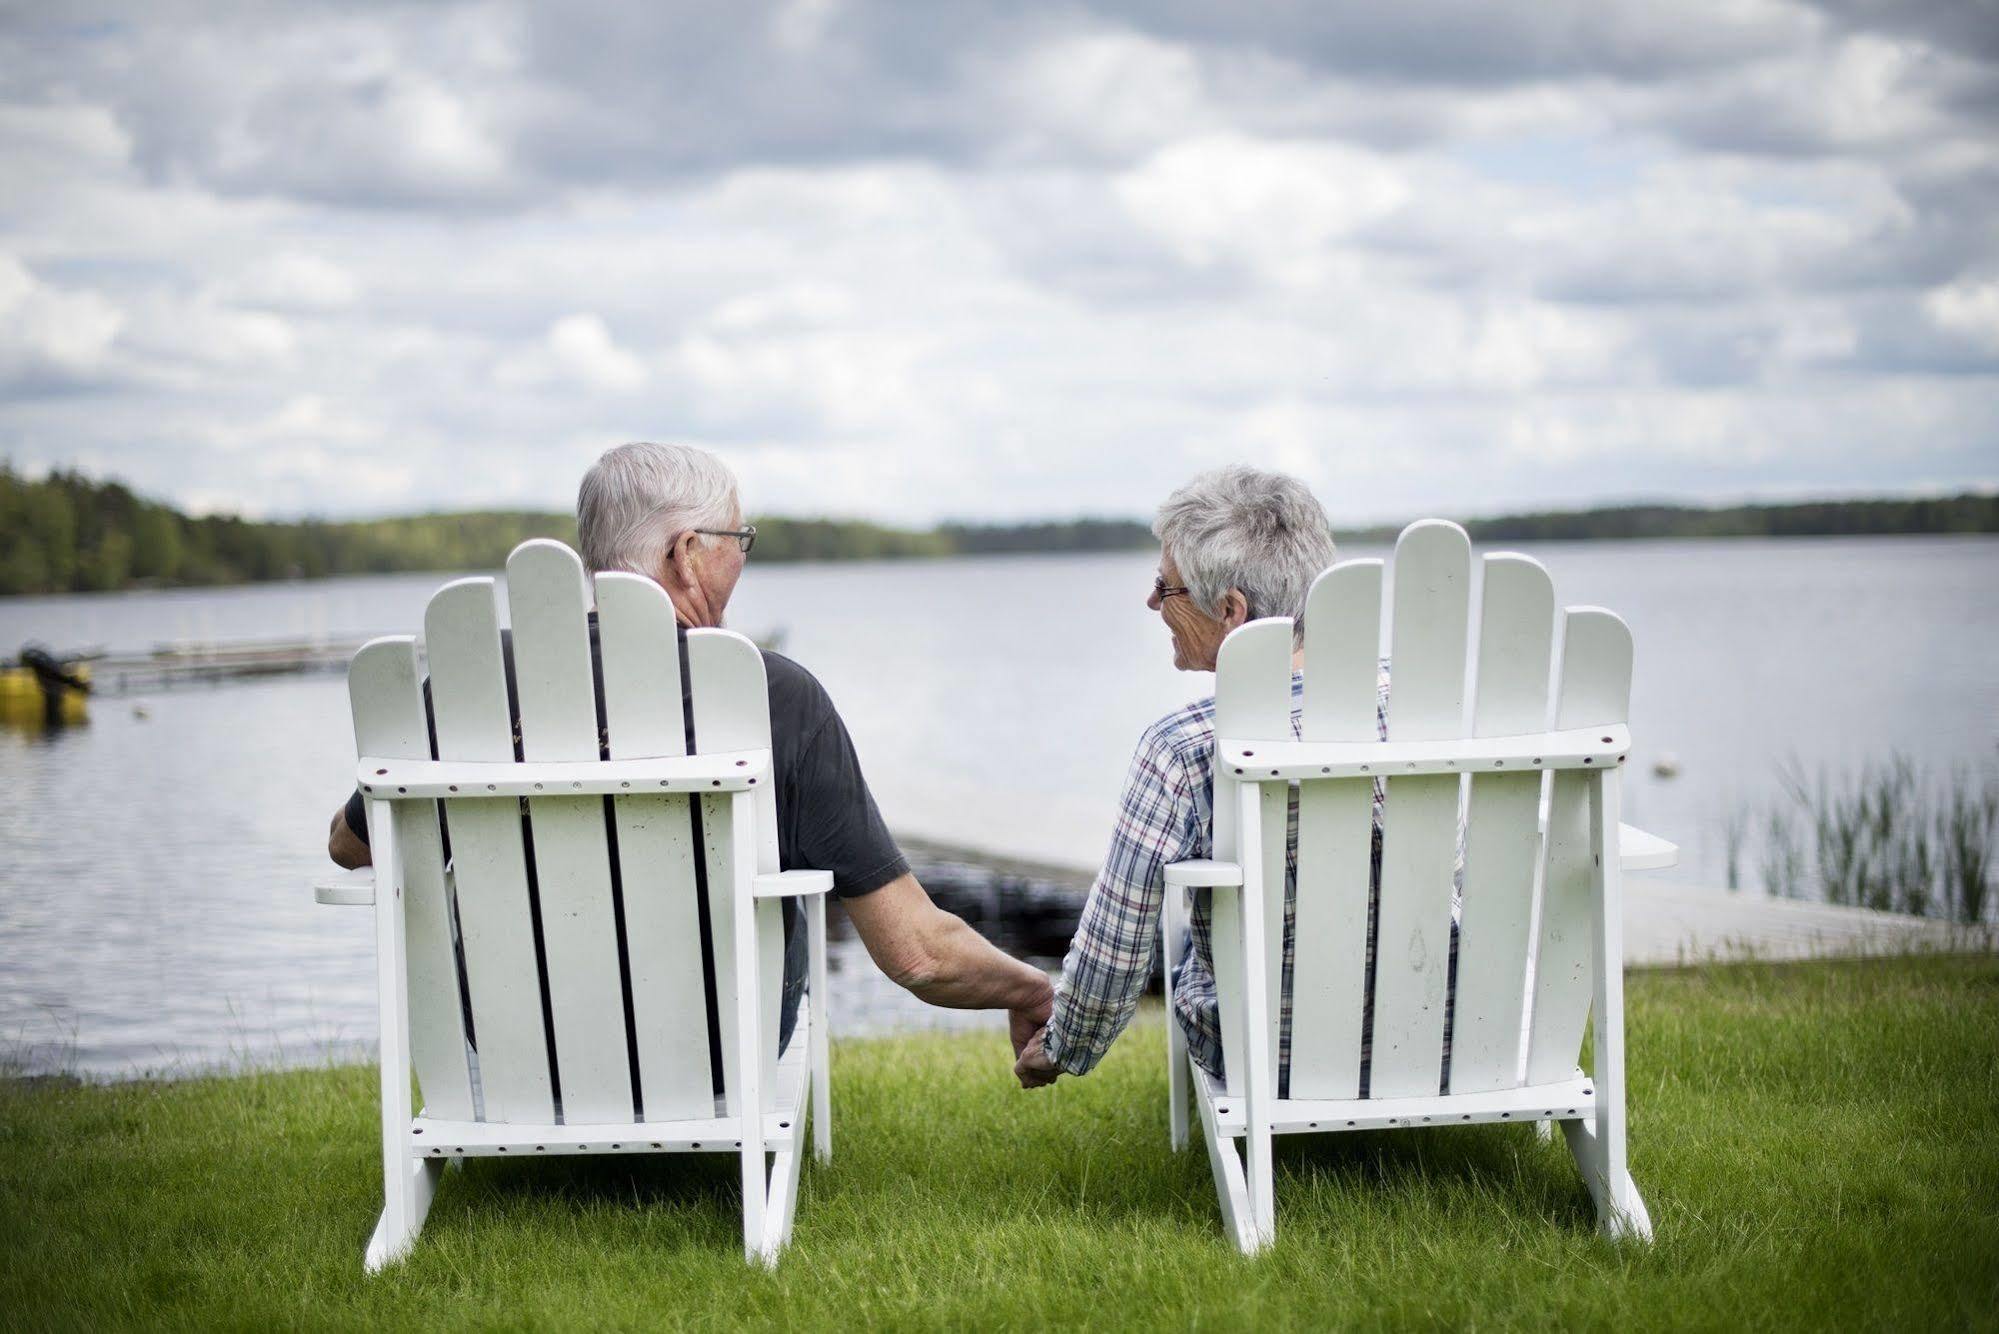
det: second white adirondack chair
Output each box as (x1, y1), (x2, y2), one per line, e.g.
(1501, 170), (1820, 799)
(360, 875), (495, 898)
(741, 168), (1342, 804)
(1161, 519), (1677, 1252)
(316, 539), (832, 1270)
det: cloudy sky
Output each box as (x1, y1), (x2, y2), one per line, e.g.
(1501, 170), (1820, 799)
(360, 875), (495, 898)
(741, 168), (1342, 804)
(2, 1), (1995, 524)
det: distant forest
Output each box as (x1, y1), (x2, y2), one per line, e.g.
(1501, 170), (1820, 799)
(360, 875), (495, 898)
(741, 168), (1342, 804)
(1, 462), (1993, 596)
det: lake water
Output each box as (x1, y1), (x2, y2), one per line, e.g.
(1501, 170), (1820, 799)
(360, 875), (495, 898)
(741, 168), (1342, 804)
(2, 536), (1994, 1078)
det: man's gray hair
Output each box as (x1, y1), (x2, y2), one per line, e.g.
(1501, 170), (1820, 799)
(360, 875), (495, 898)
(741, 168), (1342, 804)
(577, 442), (739, 576)
(1153, 465), (1337, 644)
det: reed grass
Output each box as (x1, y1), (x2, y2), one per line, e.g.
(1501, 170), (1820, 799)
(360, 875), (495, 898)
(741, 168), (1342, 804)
(1752, 756), (1996, 921)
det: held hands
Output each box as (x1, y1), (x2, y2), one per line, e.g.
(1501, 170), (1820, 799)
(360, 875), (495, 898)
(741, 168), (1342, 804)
(1009, 1001), (1048, 1062)
(1013, 1025), (1060, 1089)
(1007, 972), (1058, 1089)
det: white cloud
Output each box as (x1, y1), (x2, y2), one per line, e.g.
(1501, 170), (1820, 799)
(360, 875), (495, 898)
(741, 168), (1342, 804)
(1114, 134), (1409, 284)
(492, 313), (649, 392)
(0, 1), (1991, 521)
(1925, 277), (1999, 354)
(219, 251), (361, 311)
(546, 314), (648, 391)
(0, 253), (125, 379)
(994, 30), (1211, 158)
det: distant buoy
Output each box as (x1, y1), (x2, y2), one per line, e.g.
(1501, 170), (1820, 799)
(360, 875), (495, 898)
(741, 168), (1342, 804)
(1651, 754), (1681, 779)
(132, 704), (150, 721)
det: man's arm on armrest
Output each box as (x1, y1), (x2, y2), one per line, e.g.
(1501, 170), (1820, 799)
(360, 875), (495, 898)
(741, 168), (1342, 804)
(842, 872), (1052, 1051)
(328, 802), (372, 870)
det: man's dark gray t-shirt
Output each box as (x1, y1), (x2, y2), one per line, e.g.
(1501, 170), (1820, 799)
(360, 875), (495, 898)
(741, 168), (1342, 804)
(342, 626), (907, 1059)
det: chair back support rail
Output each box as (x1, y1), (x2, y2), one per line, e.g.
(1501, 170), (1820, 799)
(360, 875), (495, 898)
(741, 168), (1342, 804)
(1184, 519), (1653, 1251)
(347, 539), (829, 1270)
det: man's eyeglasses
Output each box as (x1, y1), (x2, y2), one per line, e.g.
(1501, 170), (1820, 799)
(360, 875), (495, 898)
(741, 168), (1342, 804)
(696, 525), (757, 555)
(1153, 575), (1189, 601)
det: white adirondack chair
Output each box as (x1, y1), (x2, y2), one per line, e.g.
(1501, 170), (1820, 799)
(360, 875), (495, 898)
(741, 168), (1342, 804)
(315, 539), (832, 1270)
(1161, 520), (1678, 1253)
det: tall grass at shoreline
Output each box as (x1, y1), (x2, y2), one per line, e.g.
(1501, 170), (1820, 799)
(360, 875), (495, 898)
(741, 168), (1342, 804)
(1735, 756), (1996, 921)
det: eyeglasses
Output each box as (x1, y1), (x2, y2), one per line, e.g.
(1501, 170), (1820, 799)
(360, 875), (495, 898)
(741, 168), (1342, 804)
(1153, 575), (1189, 601)
(695, 525), (757, 554)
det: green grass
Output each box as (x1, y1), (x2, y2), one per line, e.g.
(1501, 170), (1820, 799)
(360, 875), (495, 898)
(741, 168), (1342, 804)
(4, 957), (1997, 1331)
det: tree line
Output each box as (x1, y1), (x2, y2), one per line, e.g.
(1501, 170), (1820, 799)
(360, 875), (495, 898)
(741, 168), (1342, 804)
(1338, 496), (1999, 545)
(1, 461), (1992, 597)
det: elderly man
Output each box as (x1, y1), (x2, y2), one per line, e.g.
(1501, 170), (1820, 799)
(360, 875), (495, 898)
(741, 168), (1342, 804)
(1018, 464), (1431, 1092)
(328, 442), (1052, 1058)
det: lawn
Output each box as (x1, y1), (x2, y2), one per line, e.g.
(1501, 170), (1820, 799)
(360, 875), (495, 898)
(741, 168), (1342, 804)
(3, 957), (1996, 1331)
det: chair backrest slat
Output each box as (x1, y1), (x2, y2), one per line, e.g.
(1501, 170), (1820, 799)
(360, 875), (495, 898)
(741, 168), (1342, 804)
(425, 578), (555, 1123)
(505, 540), (634, 1123)
(350, 637), (474, 1121)
(1448, 554), (1556, 1093)
(1209, 616), (1296, 1098)
(1525, 608), (1632, 1084)
(687, 628), (783, 1115)
(594, 572), (716, 1121)
(1370, 520), (1471, 1098)
(1287, 560), (1383, 1099)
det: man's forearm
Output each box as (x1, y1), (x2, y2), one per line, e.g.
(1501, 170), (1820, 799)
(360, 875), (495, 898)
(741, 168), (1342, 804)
(906, 910), (1051, 1013)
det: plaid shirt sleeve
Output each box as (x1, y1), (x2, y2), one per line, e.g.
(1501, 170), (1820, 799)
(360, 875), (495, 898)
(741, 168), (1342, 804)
(1041, 721), (1200, 1076)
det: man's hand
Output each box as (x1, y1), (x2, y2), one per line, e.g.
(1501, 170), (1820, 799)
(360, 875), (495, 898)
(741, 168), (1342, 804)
(1009, 990), (1052, 1059)
(1014, 1026), (1060, 1089)
(328, 804), (371, 870)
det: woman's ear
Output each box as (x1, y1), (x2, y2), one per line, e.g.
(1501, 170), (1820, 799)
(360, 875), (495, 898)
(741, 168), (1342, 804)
(1220, 588), (1251, 632)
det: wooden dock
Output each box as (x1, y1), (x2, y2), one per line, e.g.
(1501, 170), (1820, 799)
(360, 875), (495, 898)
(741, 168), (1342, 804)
(84, 637), (372, 693)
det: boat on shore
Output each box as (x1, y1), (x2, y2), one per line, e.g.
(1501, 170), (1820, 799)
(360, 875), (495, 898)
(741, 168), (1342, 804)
(0, 646), (91, 727)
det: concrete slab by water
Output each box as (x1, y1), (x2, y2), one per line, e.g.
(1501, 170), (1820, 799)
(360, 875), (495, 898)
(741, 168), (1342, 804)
(903, 836), (1996, 968)
(1622, 881), (1996, 966)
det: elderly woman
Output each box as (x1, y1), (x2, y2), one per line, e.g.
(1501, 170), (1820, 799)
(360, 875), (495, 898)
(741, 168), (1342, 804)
(1016, 464), (1347, 1089)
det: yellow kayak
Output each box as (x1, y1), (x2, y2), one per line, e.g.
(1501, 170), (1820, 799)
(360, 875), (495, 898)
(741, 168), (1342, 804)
(0, 653), (91, 727)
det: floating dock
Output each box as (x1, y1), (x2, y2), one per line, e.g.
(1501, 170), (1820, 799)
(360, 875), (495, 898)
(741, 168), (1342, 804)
(84, 637), (371, 693)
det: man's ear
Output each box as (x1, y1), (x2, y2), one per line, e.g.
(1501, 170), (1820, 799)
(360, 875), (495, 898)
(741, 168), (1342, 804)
(661, 529), (701, 590)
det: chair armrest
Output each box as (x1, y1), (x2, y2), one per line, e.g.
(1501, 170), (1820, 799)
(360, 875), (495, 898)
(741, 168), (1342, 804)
(753, 869), (835, 899)
(315, 869), (375, 906)
(1618, 823), (1678, 871)
(1164, 859), (1244, 890)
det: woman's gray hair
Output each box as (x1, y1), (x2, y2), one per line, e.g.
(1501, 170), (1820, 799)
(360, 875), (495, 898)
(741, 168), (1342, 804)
(576, 442), (739, 576)
(1153, 465), (1337, 644)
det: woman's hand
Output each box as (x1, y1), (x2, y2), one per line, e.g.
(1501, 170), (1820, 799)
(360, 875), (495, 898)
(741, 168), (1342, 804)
(1014, 1026), (1060, 1089)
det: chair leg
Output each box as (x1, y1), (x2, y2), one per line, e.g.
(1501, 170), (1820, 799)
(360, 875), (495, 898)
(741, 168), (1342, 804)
(808, 896), (832, 1166)
(1559, 1118), (1652, 1241)
(741, 1145), (770, 1264)
(811, 1064), (831, 1165)
(1202, 1129), (1258, 1255)
(1244, 1128), (1275, 1253)
(1167, 1025), (1190, 1152)
(764, 1141), (804, 1264)
(364, 1156), (443, 1272)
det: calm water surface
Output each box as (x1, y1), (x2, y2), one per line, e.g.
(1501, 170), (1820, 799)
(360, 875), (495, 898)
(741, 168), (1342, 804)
(2, 537), (1993, 1077)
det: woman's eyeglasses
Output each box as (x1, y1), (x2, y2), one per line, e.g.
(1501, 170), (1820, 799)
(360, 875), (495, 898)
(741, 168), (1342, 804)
(696, 525), (757, 554)
(1153, 576), (1189, 601)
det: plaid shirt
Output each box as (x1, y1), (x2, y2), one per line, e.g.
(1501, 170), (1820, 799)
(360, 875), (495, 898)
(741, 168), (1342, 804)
(1045, 664), (1455, 1089)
